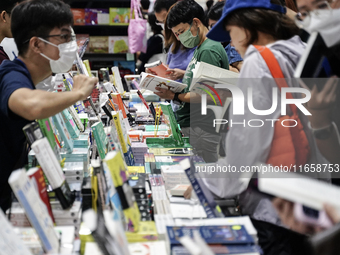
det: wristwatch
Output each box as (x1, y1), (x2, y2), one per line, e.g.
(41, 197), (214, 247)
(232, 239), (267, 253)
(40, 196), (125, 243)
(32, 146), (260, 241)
(173, 92), (182, 105)
(309, 122), (335, 140)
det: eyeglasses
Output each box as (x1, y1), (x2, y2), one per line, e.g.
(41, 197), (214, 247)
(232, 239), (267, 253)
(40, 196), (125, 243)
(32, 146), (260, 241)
(42, 33), (76, 42)
(23, 33), (76, 45)
(295, 0), (333, 28)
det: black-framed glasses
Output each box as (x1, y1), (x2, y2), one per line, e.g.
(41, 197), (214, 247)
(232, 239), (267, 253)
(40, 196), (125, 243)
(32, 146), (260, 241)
(23, 33), (76, 45)
(42, 33), (76, 42)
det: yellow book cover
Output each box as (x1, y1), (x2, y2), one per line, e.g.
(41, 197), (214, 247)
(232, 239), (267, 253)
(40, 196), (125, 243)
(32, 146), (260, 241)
(125, 221), (158, 243)
(104, 151), (140, 232)
(127, 166), (145, 174)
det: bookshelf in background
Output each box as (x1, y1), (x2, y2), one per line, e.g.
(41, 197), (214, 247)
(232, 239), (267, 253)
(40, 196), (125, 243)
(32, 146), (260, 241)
(64, 0), (136, 73)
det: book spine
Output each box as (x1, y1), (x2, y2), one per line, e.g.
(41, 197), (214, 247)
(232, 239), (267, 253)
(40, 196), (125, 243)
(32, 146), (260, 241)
(9, 169), (59, 253)
(92, 125), (106, 160)
(31, 138), (65, 189)
(184, 168), (217, 218)
(52, 113), (73, 153)
(61, 110), (80, 139)
(28, 168), (55, 223)
(68, 106), (85, 132)
(113, 113), (128, 153)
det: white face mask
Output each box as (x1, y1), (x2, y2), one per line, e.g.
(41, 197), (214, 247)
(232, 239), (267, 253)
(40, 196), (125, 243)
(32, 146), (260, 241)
(303, 8), (340, 48)
(39, 37), (78, 73)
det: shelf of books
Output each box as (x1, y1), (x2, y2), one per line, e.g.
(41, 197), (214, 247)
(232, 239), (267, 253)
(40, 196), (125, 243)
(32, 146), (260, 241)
(71, 5), (136, 73)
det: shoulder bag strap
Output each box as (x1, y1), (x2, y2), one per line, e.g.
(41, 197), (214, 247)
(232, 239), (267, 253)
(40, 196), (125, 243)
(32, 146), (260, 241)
(254, 45), (297, 115)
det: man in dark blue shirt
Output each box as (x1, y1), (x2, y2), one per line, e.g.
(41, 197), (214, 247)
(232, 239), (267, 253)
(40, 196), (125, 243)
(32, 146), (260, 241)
(0, 0), (98, 212)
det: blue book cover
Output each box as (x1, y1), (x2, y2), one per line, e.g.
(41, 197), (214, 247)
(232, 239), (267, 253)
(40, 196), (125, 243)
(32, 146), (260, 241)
(167, 225), (254, 248)
(183, 160), (223, 218)
(172, 244), (261, 255)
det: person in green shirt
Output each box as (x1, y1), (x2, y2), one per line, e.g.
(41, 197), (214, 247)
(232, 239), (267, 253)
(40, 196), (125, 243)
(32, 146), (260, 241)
(154, 0), (229, 162)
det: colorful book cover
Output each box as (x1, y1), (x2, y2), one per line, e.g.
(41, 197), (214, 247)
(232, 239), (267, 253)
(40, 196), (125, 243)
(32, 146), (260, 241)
(52, 113), (73, 153)
(89, 36), (109, 53)
(71, 8), (85, 25)
(109, 8), (131, 26)
(61, 109), (80, 139)
(166, 225), (254, 248)
(109, 37), (129, 53)
(114, 61), (135, 77)
(85, 8), (109, 25)
(91, 121), (108, 160)
(76, 34), (90, 53)
(112, 111), (134, 166)
(125, 221), (158, 243)
(27, 167), (55, 223)
(104, 151), (140, 232)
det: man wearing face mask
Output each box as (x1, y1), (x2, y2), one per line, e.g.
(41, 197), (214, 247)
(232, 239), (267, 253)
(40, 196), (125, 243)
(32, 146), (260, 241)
(155, 0), (229, 163)
(0, 0), (98, 212)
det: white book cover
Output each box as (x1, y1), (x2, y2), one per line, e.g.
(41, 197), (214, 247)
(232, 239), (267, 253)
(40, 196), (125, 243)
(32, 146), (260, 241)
(31, 137), (65, 189)
(190, 61), (239, 92)
(258, 170), (340, 212)
(111, 66), (125, 94)
(0, 209), (33, 255)
(8, 169), (59, 253)
(139, 72), (187, 93)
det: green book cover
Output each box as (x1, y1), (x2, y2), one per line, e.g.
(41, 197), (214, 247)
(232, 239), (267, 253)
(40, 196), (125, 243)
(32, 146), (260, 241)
(61, 109), (80, 139)
(92, 121), (108, 159)
(38, 118), (61, 160)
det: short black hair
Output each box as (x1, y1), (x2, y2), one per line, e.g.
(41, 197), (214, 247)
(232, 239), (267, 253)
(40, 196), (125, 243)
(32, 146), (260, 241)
(207, 1), (225, 21)
(148, 12), (163, 34)
(167, 0), (207, 28)
(11, 0), (73, 56)
(154, 0), (177, 13)
(0, 0), (22, 14)
(141, 0), (150, 10)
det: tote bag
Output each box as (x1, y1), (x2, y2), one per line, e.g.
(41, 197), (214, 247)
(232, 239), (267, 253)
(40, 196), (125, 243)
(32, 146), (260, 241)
(128, 0), (147, 53)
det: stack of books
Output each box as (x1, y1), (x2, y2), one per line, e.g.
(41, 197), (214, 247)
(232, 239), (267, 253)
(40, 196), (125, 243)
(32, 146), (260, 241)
(63, 162), (85, 184)
(161, 164), (190, 191)
(131, 142), (148, 166)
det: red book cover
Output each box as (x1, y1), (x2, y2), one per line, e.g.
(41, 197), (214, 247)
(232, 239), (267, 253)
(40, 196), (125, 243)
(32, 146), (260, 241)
(27, 167), (55, 223)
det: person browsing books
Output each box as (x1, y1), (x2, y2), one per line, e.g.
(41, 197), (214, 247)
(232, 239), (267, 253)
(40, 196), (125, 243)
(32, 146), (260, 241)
(207, 1), (243, 73)
(154, 0), (229, 163)
(0, 0), (98, 212)
(205, 0), (332, 254)
(0, 0), (23, 65)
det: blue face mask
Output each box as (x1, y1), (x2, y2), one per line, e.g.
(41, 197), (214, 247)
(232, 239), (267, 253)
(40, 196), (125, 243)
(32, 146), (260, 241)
(178, 22), (200, 48)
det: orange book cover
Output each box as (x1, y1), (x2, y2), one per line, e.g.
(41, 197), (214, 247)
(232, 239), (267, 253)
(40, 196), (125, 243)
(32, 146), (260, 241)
(111, 93), (127, 118)
(148, 63), (169, 78)
(71, 8), (85, 26)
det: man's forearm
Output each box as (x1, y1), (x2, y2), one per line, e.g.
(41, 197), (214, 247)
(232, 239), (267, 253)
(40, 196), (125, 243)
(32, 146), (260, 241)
(9, 88), (83, 120)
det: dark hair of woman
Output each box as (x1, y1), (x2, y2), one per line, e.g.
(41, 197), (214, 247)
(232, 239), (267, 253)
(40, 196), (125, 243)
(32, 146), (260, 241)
(222, 0), (299, 48)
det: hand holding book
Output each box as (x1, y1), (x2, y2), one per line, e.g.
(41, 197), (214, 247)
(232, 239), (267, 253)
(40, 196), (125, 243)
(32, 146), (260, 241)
(166, 68), (186, 81)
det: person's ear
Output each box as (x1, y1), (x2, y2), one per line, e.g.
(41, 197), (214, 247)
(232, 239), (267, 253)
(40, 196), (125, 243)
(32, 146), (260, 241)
(193, 18), (201, 27)
(30, 37), (43, 54)
(0, 11), (6, 23)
